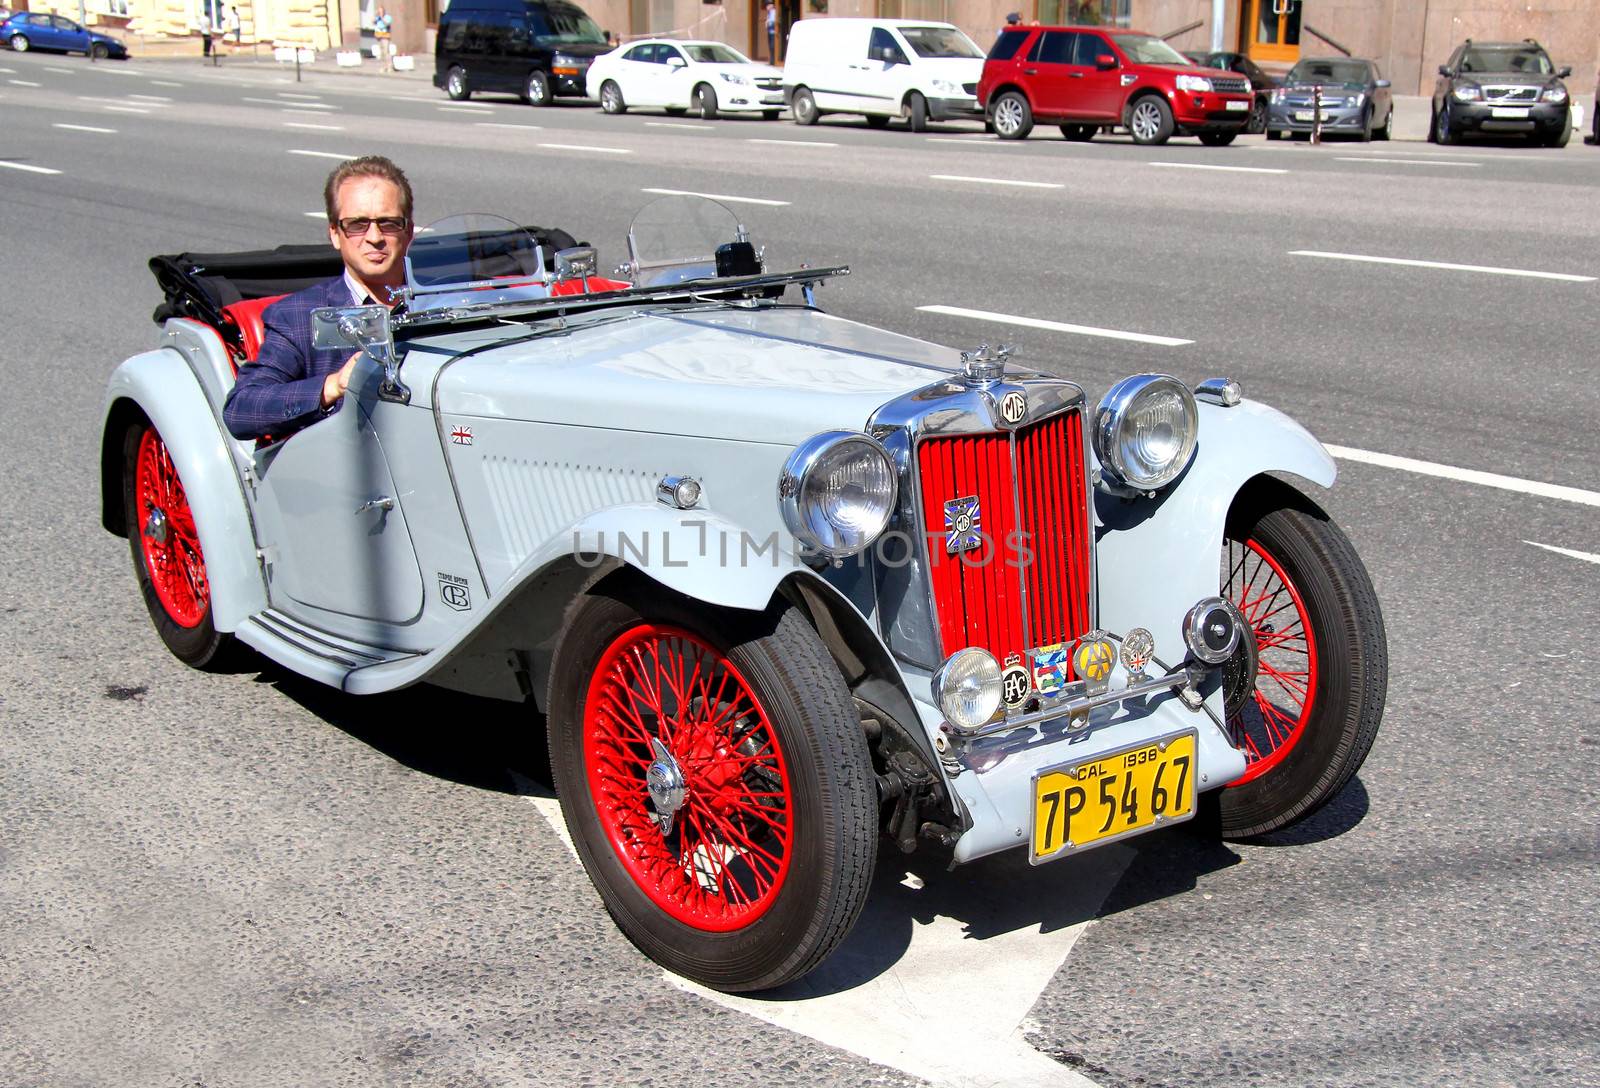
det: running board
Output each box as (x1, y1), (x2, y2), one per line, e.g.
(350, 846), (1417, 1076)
(236, 610), (422, 692)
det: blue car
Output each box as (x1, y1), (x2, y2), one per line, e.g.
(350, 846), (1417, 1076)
(4, 12), (129, 59)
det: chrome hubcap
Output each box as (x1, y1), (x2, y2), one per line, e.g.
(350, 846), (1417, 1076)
(1132, 103), (1157, 140)
(996, 99), (1021, 133)
(646, 737), (688, 836)
(144, 504), (169, 546)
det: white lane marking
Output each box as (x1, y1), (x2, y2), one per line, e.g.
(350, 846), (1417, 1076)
(645, 121), (715, 130)
(100, 105), (149, 114)
(53, 122), (117, 133)
(516, 778), (1111, 1088)
(245, 96), (336, 109)
(0, 160), (62, 175)
(747, 137), (837, 147)
(1333, 156), (1479, 167)
(1523, 540), (1600, 566)
(304, 211), (328, 219)
(80, 94), (165, 107)
(538, 142), (633, 154)
(930, 174), (1063, 189)
(1150, 161), (1288, 174)
(150, 79), (184, 87)
(1291, 251), (1595, 283)
(0, 67), (15, 73)
(287, 148), (352, 160)
(1326, 445), (1600, 508)
(276, 91), (322, 100)
(438, 105), (495, 113)
(476, 121), (543, 130)
(925, 137), (1023, 146)
(920, 304), (1192, 347)
(128, 93), (172, 102)
(8, 79), (42, 87)
(44, 66), (73, 74)
(284, 121), (344, 130)
(641, 187), (789, 206)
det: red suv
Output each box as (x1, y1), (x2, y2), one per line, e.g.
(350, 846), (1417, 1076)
(980, 26), (1254, 145)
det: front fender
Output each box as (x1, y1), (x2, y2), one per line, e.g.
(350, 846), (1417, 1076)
(1094, 398), (1335, 661)
(102, 349), (266, 631)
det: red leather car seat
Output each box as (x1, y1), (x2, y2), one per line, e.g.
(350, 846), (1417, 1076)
(219, 294), (286, 368)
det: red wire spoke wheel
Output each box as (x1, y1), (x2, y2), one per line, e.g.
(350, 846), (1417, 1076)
(1213, 482), (1388, 840)
(583, 624), (795, 931)
(121, 419), (231, 668)
(1222, 536), (1319, 784)
(549, 580), (877, 992)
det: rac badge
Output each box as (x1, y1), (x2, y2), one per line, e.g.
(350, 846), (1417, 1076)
(1073, 631), (1116, 696)
(1000, 652), (1031, 710)
(944, 495), (983, 554)
(999, 390), (1027, 426)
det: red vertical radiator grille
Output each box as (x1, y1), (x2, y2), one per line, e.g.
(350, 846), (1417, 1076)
(916, 409), (1091, 664)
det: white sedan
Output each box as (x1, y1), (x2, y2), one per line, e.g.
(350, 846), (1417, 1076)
(585, 39), (785, 120)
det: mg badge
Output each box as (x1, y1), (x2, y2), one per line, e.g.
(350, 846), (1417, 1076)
(1073, 630), (1116, 696)
(999, 390), (1027, 426)
(1000, 652), (1031, 709)
(1120, 628), (1155, 680)
(944, 495), (983, 554)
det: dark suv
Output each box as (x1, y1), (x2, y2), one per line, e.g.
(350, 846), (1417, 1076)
(435, 0), (610, 106)
(981, 26), (1254, 146)
(1431, 39), (1572, 147)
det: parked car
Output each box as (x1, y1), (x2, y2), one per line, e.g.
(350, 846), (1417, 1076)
(1183, 49), (1278, 133)
(982, 25), (1253, 145)
(1266, 56), (1393, 141)
(1431, 38), (1572, 147)
(434, 0), (610, 106)
(1591, 69), (1600, 145)
(585, 39), (784, 120)
(782, 17), (985, 130)
(103, 196), (1387, 993)
(3, 12), (128, 58)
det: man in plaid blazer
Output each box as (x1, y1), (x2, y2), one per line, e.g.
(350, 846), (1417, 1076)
(223, 156), (414, 442)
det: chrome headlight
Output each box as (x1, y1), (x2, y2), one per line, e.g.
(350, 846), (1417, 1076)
(719, 71), (751, 85)
(932, 648), (1003, 730)
(778, 431), (897, 558)
(931, 78), (960, 94)
(1176, 74), (1214, 93)
(1452, 84), (1482, 102)
(1542, 86), (1568, 104)
(1094, 375), (1199, 491)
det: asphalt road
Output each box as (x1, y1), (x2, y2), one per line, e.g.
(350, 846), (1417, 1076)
(1, 50), (1597, 1088)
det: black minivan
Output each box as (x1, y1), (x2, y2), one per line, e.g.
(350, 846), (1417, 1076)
(434, 0), (611, 106)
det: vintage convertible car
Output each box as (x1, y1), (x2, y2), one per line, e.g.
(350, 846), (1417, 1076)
(101, 198), (1387, 992)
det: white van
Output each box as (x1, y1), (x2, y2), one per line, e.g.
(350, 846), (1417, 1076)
(781, 18), (985, 130)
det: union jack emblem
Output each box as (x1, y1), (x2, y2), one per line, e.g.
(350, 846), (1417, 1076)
(944, 495), (982, 554)
(450, 426), (473, 446)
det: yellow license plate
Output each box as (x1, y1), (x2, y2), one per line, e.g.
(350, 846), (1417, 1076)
(1031, 730), (1197, 864)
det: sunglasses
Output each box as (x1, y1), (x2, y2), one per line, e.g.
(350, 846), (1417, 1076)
(335, 216), (410, 237)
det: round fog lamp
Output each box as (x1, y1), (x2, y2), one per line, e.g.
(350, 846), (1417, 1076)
(932, 649), (1003, 731)
(1184, 597), (1244, 665)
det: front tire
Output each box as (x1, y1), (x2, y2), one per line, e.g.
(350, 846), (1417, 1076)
(91, 42), (109, 59)
(991, 90), (1032, 139)
(1128, 94), (1174, 145)
(790, 86), (819, 125)
(121, 420), (232, 669)
(1374, 106), (1393, 140)
(1544, 114), (1571, 148)
(549, 584), (878, 992)
(1435, 103), (1456, 144)
(599, 79), (626, 114)
(523, 69), (552, 107)
(904, 90), (929, 132)
(1216, 482), (1387, 839)
(445, 65), (470, 101)
(693, 82), (718, 120)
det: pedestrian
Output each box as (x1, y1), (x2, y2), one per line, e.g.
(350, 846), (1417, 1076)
(765, 1), (776, 62)
(996, 10), (1018, 42)
(604, 28), (619, 48)
(374, 5), (393, 71)
(198, 7), (213, 57)
(225, 4), (241, 47)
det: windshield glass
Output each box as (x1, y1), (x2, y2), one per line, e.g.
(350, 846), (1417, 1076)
(1111, 34), (1189, 66)
(532, 1), (605, 46)
(685, 42), (749, 63)
(899, 26), (983, 59)
(1459, 46), (1552, 75)
(1287, 59), (1370, 84)
(407, 214), (545, 289)
(628, 195), (744, 286)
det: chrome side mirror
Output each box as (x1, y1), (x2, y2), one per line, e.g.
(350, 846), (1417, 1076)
(554, 245), (598, 286)
(311, 304), (409, 404)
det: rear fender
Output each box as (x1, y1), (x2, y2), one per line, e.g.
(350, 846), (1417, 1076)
(1094, 398), (1335, 662)
(101, 348), (266, 630)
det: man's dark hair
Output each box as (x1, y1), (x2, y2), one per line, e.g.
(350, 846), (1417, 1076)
(323, 155), (414, 223)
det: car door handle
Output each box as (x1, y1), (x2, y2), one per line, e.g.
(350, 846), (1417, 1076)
(356, 497), (395, 515)
(1023, 68), (1037, 75)
(1069, 72), (1083, 78)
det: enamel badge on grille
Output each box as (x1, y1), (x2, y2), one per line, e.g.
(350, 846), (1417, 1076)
(1073, 631), (1117, 696)
(944, 495), (982, 554)
(1000, 653), (1031, 709)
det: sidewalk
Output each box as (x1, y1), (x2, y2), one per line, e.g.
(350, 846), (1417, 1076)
(137, 48), (437, 89)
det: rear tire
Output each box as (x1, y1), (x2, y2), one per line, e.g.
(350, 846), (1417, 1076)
(693, 82), (718, 120)
(1215, 482), (1388, 839)
(991, 90), (1032, 139)
(1359, 105), (1373, 141)
(1127, 94), (1174, 145)
(548, 583), (877, 992)
(1247, 97), (1267, 134)
(10, 33), (29, 52)
(790, 86), (819, 125)
(524, 69), (552, 107)
(599, 79), (626, 114)
(445, 65), (470, 100)
(905, 90), (929, 132)
(121, 419), (234, 670)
